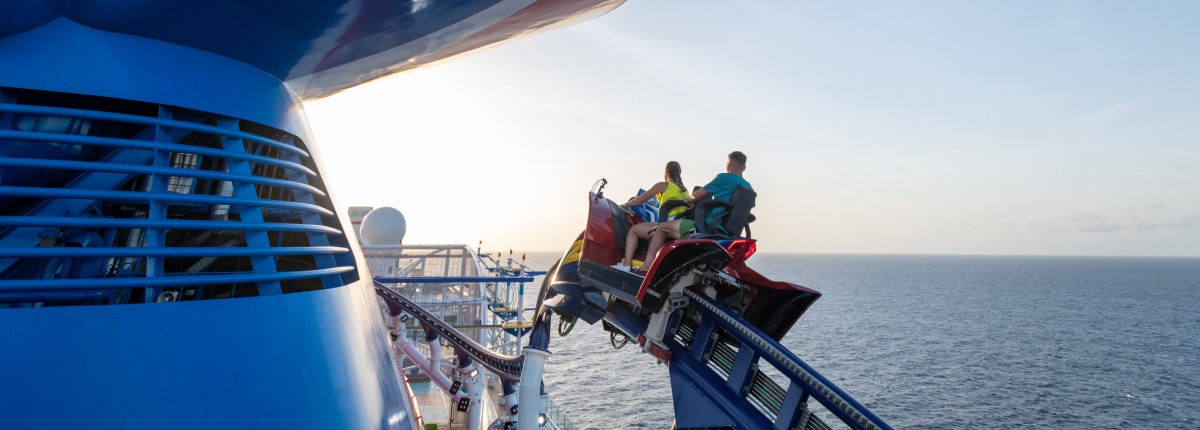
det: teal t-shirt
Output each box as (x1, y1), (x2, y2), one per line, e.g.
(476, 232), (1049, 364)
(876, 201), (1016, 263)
(701, 173), (753, 229)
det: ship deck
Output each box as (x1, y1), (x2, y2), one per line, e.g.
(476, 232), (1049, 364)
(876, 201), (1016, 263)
(408, 376), (506, 430)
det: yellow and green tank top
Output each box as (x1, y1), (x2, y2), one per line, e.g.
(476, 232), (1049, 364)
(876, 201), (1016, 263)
(658, 182), (689, 219)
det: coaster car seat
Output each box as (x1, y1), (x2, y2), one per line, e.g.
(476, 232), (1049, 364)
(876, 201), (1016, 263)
(692, 185), (756, 239)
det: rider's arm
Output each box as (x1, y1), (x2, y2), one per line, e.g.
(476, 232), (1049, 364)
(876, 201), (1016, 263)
(620, 181), (668, 208)
(684, 187), (710, 206)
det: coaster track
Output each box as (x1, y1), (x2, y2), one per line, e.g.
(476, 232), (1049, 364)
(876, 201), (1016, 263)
(375, 280), (526, 381)
(374, 260), (892, 430)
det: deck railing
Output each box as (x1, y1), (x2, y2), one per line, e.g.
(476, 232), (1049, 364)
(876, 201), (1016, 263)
(0, 90), (356, 306)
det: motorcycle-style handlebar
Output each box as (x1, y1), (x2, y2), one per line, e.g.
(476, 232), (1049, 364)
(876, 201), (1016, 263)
(591, 178), (607, 203)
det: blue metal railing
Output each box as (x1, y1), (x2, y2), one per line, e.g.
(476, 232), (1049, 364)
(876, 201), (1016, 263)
(0, 186), (335, 215)
(0, 246), (351, 258)
(0, 267), (356, 291)
(0, 129), (317, 177)
(0, 216), (343, 234)
(0, 92), (356, 304)
(0, 103), (312, 159)
(0, 157), (326, 196)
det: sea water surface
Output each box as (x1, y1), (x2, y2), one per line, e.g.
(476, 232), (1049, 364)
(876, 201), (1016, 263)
(521, 252), (1200, 429)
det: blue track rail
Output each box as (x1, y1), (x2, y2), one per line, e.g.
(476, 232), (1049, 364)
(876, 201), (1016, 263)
(667, 287), (891, 430)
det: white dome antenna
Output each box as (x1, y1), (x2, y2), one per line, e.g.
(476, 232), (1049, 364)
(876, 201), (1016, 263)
(359, 207), (407, 245)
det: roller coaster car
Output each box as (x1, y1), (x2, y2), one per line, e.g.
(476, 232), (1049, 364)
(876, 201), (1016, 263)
(573, 190), (820, 342)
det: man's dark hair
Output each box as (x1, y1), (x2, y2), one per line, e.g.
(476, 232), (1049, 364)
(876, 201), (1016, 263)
(728, 151), (747, 166)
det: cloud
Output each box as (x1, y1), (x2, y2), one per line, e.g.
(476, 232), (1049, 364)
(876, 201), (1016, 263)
(1033, 211), (1200, 233)
(988, 205), (1027, 219)
(1065, 101), (1137, 126)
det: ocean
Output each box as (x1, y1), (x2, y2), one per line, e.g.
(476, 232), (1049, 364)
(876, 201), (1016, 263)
(519, 252), (1200, 429)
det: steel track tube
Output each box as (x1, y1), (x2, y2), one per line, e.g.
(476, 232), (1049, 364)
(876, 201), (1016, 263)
(465, 364), (484, 430)
(518, 348), (550, 430)
(395, 332), (456, 395)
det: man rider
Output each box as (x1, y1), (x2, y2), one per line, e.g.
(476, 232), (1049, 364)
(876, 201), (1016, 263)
(640, 151), (753, 266)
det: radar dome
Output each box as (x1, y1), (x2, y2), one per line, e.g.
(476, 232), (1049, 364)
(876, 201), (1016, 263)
(358, 207), (406, 245)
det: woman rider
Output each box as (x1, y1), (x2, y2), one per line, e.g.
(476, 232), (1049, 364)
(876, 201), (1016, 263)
(613, 161), (688, 271)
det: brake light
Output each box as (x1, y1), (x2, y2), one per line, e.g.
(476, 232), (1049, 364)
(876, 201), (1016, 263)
(648, 343), (672, 362)
(638, 334), (673, 362)
(725, 239), (756, 259)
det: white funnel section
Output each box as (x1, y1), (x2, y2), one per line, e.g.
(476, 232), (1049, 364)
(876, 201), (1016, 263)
(518, 348), (550, 430)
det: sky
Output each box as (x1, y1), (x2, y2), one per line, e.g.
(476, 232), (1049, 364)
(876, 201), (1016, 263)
(303, 1), (1199, 257)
